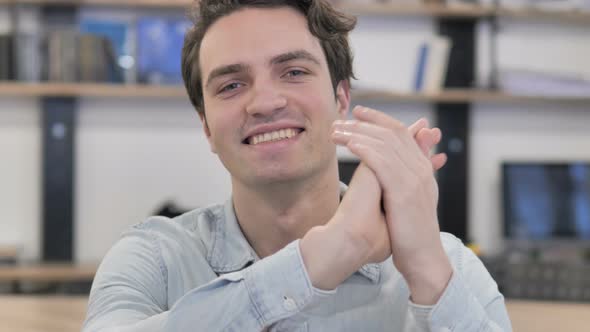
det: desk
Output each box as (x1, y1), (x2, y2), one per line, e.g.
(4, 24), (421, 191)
(0, 246), (18, 263)
(0, 297), (587, 332)
(506, 300), (589, 332)
(0, 264), (97, 282)
(0, 296), (88, 332)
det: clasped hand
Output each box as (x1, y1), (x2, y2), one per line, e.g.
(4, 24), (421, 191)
(330, 106), (453, 305)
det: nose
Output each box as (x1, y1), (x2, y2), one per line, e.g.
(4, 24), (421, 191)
(245, 82), (287, 117)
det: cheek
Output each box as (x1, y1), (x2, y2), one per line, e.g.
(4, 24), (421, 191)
(312, 96), (340, 126)
(209, 121), (230, 145)
(206, 108), (243, 148)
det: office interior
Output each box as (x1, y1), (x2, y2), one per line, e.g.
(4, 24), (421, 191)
(1, 0), (589, 331)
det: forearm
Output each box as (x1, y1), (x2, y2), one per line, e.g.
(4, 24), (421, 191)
(300, 162), (388, 291)
(84, 278), (267, 332)
(404, 247), (453, 305)
(165, 239), (342, 331)
(85, 240), (329, 332)
(83, 312), (168, 332)
(300, 222), (368, 291)
(406, 271), (511, 332)
(404, 234), (512, 332)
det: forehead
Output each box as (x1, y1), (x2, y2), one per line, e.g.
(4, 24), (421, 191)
(199, 7), (326, 75)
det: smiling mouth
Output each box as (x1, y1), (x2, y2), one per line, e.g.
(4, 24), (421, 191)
(244, 128), (304, 145)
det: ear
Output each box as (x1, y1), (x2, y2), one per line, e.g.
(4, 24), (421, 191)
(199, 112), (217, 154)
(335, 80), (351, 120)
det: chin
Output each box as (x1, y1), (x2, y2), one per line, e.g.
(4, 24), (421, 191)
(245, 166), (313, 187)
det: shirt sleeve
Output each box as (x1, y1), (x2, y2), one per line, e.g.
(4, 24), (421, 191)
(406, 234), (513, 332)
(166, 239), (334, 331)
(82, 225), (332, 332)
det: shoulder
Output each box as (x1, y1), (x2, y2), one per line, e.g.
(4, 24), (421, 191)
(95, 204), (226, 294)
(123, 203), (225, 254)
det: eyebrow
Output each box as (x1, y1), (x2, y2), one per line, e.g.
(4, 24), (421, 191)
(269, 50), (321, 66)
(205, 63), (249, 89)
(205, 50), (321, 89)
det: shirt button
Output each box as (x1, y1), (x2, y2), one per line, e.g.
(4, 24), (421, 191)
(282, 296), (297, 311)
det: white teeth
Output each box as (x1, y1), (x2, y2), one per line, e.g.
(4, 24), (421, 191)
(249, 128), (299, 145)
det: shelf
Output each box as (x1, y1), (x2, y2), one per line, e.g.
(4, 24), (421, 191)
(353, 89), (590, 104)
(344, 3), (590, 22)
(0, 0), (193, 8)
(1, 0), (589, 25)
(0, 82), (188, 98)
(1, 82), (588, 105)
(339, 3), (491, 18)
(2, 0), (589, 23)
(497, 8), (590, 24)
(1, 1), (492, 17)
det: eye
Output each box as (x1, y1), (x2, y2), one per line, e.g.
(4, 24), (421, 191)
(284, 69), (307, 78)
(219, 82), (243, 93)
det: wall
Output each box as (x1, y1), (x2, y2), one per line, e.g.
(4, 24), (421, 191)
(0, 98), (41, 259)
(0, 7), (589, 261)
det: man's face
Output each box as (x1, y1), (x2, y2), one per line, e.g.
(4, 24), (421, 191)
(199, 7), (349, 187)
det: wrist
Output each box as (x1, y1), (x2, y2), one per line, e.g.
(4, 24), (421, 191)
(405, 250), (453, 305)
(300, 222), (366, 290)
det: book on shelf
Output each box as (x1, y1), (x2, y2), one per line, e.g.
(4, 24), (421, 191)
(498, 69), (590, 97)
(43, 30), (78, 82)
(413, 36), (451, 93)
(444, 0), (482, 7)
(10, 10), (196, 85)
(14, 5), (42, 82)
(15, 33), (42, 82)
(80, 18), (130, 83)
(532, 0), (590, 12)
(78, 35), (109, 82)
(40, 29), (121, 83)
(499, 0), (590, 12)
(0, 34), (15, 81)
(136, 16), (191, 85)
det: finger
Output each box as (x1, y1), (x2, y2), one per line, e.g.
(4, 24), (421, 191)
(331, 129), (353, 146)
(415, 129), (447, 170)
(409, 118), (429, 137)
(431, 153), (448, 171)
(332, 124), (409, 164)
(415, 128), (434, 156)
(332, 130), (386, 154)
(346, 140), (413, 215)
(432, 127), (442, 145)
(415, 127), (443, 156)
(351, 106), (406, 132)
(346, 142), (391, 189)
(332, 120), (395, 144)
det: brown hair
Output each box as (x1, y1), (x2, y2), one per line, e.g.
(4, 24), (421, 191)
(181, 0), (357, 117)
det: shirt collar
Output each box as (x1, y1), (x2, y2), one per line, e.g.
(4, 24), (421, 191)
(207, 198), (257, 274)
(207, 183), (382, 284)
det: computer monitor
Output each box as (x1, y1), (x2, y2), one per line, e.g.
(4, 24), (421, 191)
(502, 162), (590, 245)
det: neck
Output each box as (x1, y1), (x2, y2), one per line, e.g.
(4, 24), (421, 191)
(232, 160), (341, 258)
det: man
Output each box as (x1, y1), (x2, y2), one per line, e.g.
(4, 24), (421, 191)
(83, 0), (511, 331)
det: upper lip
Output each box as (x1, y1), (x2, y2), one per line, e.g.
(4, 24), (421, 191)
(243, 122), (305, 142)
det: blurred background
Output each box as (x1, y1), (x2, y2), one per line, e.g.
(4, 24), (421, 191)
(0, 0), (589, 331)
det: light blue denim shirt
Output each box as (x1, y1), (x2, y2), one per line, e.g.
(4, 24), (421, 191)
(83, 193), (512, 332)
